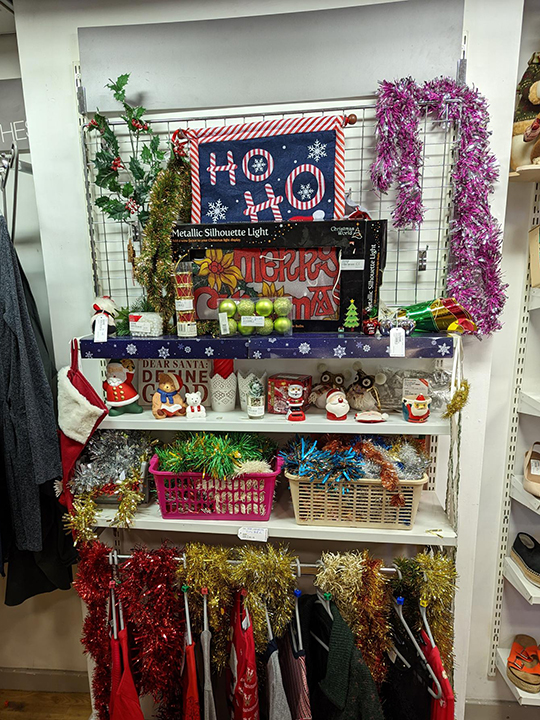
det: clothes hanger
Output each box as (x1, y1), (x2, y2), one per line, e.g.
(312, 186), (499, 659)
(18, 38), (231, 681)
(181, 554), (193, 647)
(419, 572), (436, 648)
(0, 143), (19, 243)
(293, 558), (304, 652)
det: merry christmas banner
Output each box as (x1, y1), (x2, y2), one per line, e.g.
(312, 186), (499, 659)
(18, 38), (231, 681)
(183, 116), (346, 224)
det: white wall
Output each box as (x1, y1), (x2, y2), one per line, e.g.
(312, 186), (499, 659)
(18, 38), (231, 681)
(8, 0), (528, 711)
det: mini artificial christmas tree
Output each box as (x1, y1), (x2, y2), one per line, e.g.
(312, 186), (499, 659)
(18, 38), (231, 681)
(343, 298), (360, 330)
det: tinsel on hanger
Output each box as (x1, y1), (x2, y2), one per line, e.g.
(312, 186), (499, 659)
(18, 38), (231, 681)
(116, 544), (185, 720)
(176, 543), (235, 671)
(74, 542), (113, 720)
(391, 556), (424, 631)
(229, 545), (296, 653)
(371, 77), (506, 335)
(415, 551), (458, 674)
(315, 551), (391, 686)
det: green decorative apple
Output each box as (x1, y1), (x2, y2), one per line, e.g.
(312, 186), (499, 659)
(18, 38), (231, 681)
(257, 317), (274, 335)
(273, 297), (293, 317)
(218, 298), (237, 318)
(227, 318), (238, 335)
(238, 323), (254, 336)
(255, 298), (274, 317)
(273, 316), (292, 335)
(237, 299), (255, 316)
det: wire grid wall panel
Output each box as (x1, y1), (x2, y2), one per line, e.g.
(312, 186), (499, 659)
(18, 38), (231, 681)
(82, 98), (458, 310)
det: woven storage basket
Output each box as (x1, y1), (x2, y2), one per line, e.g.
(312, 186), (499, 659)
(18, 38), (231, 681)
(149, 454), (283, 521)
(285, 471), (427, 530)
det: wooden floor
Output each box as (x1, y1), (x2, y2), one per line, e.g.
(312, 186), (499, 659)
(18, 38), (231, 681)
(0, 691), (91, 719)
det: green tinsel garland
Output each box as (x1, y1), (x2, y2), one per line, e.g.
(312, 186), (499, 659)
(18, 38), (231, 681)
(134, 154), (191, 329)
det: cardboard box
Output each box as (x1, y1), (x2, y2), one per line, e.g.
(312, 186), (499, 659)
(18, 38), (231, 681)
(267, 373), (312, 414)
(530, 226), (540, 288)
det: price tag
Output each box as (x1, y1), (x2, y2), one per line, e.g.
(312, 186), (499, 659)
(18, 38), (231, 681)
(531, 459), (540, 476)
(340, 258), (365, 271)
(218, 312), (230, 335)
(177, 321), (197, 337)
(130, 320), (151, 334)
(387, 647), (397, 664)
(241, 315), (265, 327)
(247, 404), (265, 417)
(93, 313), (109, 343)
(389, 326), (405, 357)
(175, 298), (194, 311)
(237, 526), (269, 542)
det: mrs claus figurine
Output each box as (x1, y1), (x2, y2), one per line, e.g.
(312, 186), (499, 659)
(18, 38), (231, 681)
(103, 359), (143, 416)
(325, 388), (350, 421)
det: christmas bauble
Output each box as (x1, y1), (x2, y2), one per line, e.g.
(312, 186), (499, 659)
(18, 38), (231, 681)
(273, 297), (292, 317)
(255, 298), (274, 317)
(238, 323), (254, 336)
(237, 299), (255, 316)
(227, 318), (238, 335)
(257, 317), (274, 335)
(274, 316), (292, 334)
(219, 299), (237, 318)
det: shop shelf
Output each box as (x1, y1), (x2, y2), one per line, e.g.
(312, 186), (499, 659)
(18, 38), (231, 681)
(503, 556), (540, 605)
(518, 389), (540, 417)
(496, 648), (540, 705)
(94, 490), (456, 546)
(529, 287), (540, 312)
(99, 407), (450, 435)
(510, 475), (540, 515)
(79, 332), (455, 360)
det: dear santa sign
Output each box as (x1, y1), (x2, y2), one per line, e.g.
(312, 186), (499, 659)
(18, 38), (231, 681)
(183, 116), (345, 224)
(137, 359), (211, 407)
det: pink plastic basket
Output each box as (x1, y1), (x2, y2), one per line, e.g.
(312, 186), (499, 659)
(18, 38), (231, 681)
(149, 454), (283, 521)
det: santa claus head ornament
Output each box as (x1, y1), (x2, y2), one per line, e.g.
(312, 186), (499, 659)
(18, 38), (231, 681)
(325, 388), (350, 421)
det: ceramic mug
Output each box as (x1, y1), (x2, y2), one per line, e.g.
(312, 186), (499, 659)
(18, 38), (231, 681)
(402, 394), (431, 423)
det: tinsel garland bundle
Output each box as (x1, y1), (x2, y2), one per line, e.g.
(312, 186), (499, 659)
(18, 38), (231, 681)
(315, 551), (391, 685)
(371, 77), (506, 335)
(74, 542), (114, 720)
(116, 544), (185, 720)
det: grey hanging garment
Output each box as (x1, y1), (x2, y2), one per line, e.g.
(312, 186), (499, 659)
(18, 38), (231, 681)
(201, 593), (217, 720)
(264, 606), (292, 720)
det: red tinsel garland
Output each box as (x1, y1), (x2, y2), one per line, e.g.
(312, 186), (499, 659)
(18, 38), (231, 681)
(360, 440), (405, 507)
(116, 543), (185, 720)
(74, 541), (113, 720)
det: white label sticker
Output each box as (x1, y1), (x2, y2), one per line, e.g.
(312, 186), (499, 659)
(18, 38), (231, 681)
(387, 647), (398, 664)
(340, 258), (366, 271)
(175, 298), (194, 311)
(403, 378), (429, 397)
(177, 321), (197, 337)
(218, 312), (230, 335)
(241, 315), (265, 327)
(130, 320), (151, 333)
(93, 313), (109, 343)
(237, 527), (269, 542)
(248, 404), (265, 417)
(531, 459), (540, 476)
(389, 326), (406, 357)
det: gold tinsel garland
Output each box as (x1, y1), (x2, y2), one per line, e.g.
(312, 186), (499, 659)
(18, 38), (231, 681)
(176, 543), (234, 671)
(315, 551), (391, 685)
(230, 545), (296, 653)
(64, 494), (98, 545)
(134, 154), (191, 329)
(415, 552), (458, 674)
(443, 379), (470, 418)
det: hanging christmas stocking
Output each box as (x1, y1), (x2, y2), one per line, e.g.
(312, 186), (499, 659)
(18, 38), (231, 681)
(57, 339), (108, 510)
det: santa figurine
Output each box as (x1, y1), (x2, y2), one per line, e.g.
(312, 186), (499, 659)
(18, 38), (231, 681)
(325, 388), (350, 421)
(103, 359), (143, 416)
(287, 383), (306, 422)
(402, 394), (432, 424)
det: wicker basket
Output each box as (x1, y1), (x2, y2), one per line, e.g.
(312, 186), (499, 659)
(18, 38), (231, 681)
(285, 471), (427, 530)
(149, 455), (283, 521)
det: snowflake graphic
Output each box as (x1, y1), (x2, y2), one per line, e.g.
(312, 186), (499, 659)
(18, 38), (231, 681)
(431, 340), (437, 346)
(297, 183), (314, 201)
(252, 351), (262, 359)
(268, 337), (277, 344)
(307, 139), (327, 162)
(158, 346), (169, 359)
(184, 346), (192, 354)
(206, 199), (228, 223)
(298, 342), (311, 355)
(355, 341), (364, 349)
(333, 345), (347, 359)
(437, 343), (451, 356)
(252, 157), (267, 173)
(126, 343), (137, 355)
(84, 352), (94, 358)
(363, 345), (371, 353)
(205, 347), (214, 357)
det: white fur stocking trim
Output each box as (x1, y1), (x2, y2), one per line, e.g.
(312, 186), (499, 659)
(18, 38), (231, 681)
(57, 366), (105, 444)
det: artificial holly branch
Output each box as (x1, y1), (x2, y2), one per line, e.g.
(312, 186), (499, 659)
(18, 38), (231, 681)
(86, 73), (165, 229)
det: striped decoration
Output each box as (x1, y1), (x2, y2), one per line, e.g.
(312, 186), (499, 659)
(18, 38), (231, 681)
(183, 115), (346, 223)
(285, 164), (325, 211)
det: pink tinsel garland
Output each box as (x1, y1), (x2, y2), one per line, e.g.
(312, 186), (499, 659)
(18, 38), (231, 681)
(371, 77), (507, 335)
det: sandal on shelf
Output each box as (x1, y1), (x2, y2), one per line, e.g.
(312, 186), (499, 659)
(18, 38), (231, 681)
(524, 443), (540, 498)
(511, 533), (540, 588)
(507, 635), (540, 693)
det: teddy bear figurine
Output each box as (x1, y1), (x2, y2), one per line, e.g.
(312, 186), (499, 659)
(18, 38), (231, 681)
(511, 51), (540, 172)
(152, 373), (186, 419)
(185, 391), (206, 418)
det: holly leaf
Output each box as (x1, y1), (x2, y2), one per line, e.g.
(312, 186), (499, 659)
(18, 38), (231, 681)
(129, 156), (145, 181)
(109, 178), (122, 194)
(106, 74), (130, 103)
(133, 106), (146, 120)
(95, 196), (128, 221)
(150, 135), (160, 154)
(122, 182), (134, 198)
(94, 148), (116, 168)
(138, 209), (150, 226)
(95, 166), (118, 189)
(140, 144), (152, 164)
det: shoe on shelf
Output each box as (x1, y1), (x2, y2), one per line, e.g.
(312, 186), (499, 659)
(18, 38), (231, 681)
(507, 635), (540, 693)
(511, 533), (540, 587)
(524, 443), (540, 497)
